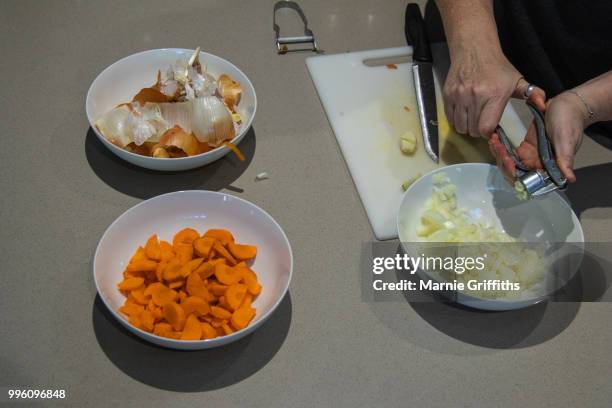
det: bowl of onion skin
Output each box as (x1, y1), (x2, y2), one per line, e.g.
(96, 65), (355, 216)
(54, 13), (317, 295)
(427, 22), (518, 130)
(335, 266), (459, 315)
(86, 48), (257, 171)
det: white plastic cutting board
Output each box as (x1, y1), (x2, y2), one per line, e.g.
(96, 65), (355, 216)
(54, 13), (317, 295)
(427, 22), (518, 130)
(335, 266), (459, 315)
(306, 46), (526, 240)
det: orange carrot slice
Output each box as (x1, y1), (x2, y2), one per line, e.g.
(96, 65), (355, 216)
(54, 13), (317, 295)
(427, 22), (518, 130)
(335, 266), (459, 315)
(162, 259), (183, 282)
(210, 283), (229, 296)
(126, 259), (158, 272)
(179, 258), (204, 278)
(212, 241), (237, 265)
(227, 242), (257, 261)
(155, 260), (167, 282)
(203, 229), (235, 246)
(238, 266), (262, 295)
(129, 246), (148, 263)
(193, 237), (216, 258)
(119, 302), (144, 317)
(210, 306), (232, 320)
(174, 243), (193, 264)
(211, 318), (225, 328)
(240, 293), (254, 309)
(147, 282), (178, 307)
(194, 261), (215, 279)
(144, 234), (161, 260)
(186, 270), (212, 301)
(129, 313), (143, 330)
(153, 322), (173, 337)
(181, 296), (210, 316)
(117, 277), (145, 291)
(225, 284), (248, 311)
(163, 301), (186, 331)
(180, 314), (202, 340)
(214, 263), (242, 285)
(172, 228), (200, 247)
(218, 296), (232, 311)
(140, 310), (155, 332)
(201, 322), (217, 339)
(168, 280), (184, 290)
(231, 306), (256, 331)
(221, 322), (234, 335)
(159, 240), (175, 261)
(130, 288), (150, 305)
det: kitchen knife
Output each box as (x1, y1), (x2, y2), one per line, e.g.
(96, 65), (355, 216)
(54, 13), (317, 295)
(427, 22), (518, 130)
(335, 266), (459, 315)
(404, 3), (439, 163)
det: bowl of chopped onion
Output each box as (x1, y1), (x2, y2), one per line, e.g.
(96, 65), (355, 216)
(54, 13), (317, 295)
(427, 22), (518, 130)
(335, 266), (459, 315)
(397, 163), (584, 311)
(86, 48), (256, 171)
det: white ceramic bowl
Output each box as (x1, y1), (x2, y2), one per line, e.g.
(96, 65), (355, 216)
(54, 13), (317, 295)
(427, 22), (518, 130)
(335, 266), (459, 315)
(94, 191), (292, 350)
(86, 49), (257, 171)
(397, 163), (584, 311)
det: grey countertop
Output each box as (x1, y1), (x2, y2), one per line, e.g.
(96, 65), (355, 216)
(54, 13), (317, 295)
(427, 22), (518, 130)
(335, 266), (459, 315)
(1, 1), (611, 407)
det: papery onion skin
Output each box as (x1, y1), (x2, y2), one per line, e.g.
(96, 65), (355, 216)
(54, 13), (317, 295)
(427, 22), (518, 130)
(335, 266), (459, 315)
(152, 146), (170, 158)
(130, 71), (174, 105)
(217, 74), (242, 112)
(132, 88), (173, 105)
(94, 105), (132, 147)
(157, 125), (200, 156)
(128, 103), (168, 145)
(191, 97), (235, 146)
(157, 102), (193, 134)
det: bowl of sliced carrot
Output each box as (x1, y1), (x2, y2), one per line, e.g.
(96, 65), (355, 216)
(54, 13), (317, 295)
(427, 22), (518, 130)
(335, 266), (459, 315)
(94, 191), (292, 350)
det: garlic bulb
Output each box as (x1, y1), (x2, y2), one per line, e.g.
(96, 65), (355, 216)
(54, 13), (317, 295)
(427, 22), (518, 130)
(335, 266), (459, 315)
(170, 59), (217, 99)
(191, 97), (235, 146)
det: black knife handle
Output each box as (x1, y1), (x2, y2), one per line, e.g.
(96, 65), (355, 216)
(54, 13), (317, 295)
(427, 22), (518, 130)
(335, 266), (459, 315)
(405, 3), (433, 63)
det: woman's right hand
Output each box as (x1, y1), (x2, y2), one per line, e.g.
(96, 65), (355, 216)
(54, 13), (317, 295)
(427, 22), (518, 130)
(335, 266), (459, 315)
(443, 48), (526, 138)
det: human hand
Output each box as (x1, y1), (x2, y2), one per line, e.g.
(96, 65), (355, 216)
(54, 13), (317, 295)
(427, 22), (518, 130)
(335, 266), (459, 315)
(443, 48), (526, 138)
(489, 90), (587, 183)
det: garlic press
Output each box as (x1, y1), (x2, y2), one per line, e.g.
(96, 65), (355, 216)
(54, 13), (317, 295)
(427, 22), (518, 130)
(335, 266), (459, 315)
(496, 101), (567, 198)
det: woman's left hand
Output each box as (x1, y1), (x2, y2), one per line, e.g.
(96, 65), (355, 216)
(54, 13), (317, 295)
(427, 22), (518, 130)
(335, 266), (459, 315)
(489, 90), (587, 183)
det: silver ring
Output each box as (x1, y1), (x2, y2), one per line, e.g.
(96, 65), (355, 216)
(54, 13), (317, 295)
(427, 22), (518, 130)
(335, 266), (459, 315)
(523, 84), (536, 99)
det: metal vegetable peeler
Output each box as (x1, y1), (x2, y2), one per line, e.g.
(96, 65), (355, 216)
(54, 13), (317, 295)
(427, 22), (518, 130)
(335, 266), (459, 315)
(273, 1), (319, 54)
(496, 101), (567, 198)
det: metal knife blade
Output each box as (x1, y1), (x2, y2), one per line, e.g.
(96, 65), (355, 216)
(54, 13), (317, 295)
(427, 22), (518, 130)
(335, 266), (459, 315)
(405, 3), (438, 163)
(412, 61), (439, 162)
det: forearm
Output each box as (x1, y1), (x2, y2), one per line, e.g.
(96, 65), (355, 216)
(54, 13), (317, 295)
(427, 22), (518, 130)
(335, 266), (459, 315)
(572, 70), (612, 126)
(435, 0), (503, 59)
